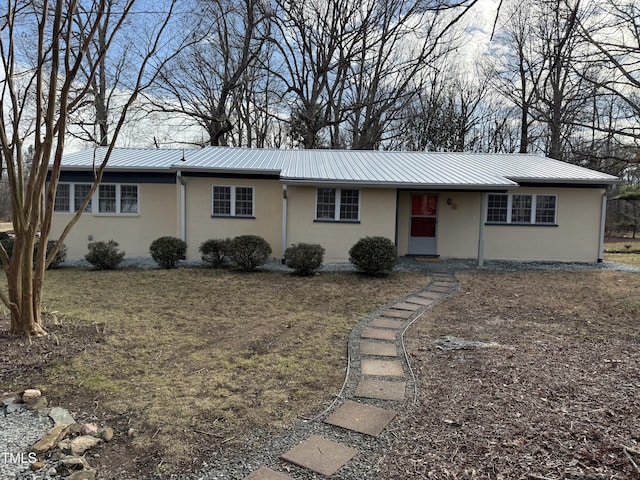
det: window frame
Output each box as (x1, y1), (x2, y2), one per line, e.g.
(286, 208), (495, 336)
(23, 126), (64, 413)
(53, 182), (139, 215)
(211, 185), (255, 218)
(486, 193), (557, 226)
(315, 187), (360, 222)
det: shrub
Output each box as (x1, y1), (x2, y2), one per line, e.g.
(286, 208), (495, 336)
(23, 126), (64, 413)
(349, 236), (398, 275)
(0, 235), (66, 269)
(150, 236), (187, 269)
(226, 235), (272, 271)
(40, 240), (67, 269)
(199, 238), (230, 268)
(285, 243), (325, 276)
(85, 240), (125, 270)
(0, 232), (13, 259)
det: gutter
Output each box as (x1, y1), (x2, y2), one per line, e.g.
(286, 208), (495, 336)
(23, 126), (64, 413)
(598, 192), (607, 262)
(177, 170), (186, 242)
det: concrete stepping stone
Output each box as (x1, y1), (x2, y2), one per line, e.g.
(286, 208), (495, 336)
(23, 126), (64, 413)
(429, 285), (455, 293)
(361, 359), (404, 377)
(380, 309), (413, 319)
(416, 290), (445, 300)
(405, 296), (436, 306)
(361, 328), (396, 341)
(359, 342), (397, 357)
(355, 378), (406, 401)
(280, 435), (358, 477)
(244, 467), (293, 479)
(370, 318), (404, 329)
(391, 302), (422, 311)
(324, 400), (397, 436)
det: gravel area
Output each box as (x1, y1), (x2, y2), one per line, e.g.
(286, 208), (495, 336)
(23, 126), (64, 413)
(0, 406), (53, 480)
(60, 255), (640, 274)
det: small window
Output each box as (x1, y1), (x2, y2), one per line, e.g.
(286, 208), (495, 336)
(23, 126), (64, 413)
(536, 195), (556, 224)
(120, 185), (139, 214)
(74, 184), (93, 212)
(315, 188), (360, 221)
(99, 185), (117, 213)
(487, 193), (557, 226)
(487, 194), (507, 223)
(54, 183), (70, 212)
(511, 195), (532, 223)
(212, 185), (254, 217)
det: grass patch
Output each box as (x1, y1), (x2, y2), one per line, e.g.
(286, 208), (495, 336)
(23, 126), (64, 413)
(4, 268), (426, 475)
(604, 252), (640, 267)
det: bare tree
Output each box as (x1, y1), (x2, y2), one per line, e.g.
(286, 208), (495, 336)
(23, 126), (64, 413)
(149, 0), (270, 147)
(0, 0), (177, 337)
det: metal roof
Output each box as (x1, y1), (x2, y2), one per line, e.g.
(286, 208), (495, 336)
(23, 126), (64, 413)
(58, 146), (619, 187)
(57, 147), (188, 170)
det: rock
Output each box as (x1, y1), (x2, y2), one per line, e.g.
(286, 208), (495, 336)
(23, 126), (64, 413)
(47, 467), (58, 477)
(97, 427), (114, 442)
(22, 388), (42, 403)
(32, 424), (70, 454)
(66, 469), (97, 480)
(57, 439), (72, 451)
(30, 461), (46, 471)
(26, 395), (48, 410)
(61, 455), (90, 470)
(49, 407), (76, 426)
(5, 400), (23, 414)
(70, 435), (102, 456)
(80, 423), (98, 435)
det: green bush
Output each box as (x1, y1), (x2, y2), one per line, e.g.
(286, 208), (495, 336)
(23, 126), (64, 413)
(285, 243), (325, 276)
(199, 238), (230, 268)
(227, 235), (272, 271)
(85, 240), (125, 270)
(349, 236), (397, 275)
(150, 236), (187, 269)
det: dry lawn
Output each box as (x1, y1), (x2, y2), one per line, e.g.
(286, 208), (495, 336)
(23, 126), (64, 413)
(0, 268), (426, 477)
(378, 270), (640, 479)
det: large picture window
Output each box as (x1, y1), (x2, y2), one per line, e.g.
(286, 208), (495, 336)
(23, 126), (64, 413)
(487, 193), (557, 225)
(212, 185), (254, 217)
(315, 188), (360, 221)
(53, 183), (138, 214)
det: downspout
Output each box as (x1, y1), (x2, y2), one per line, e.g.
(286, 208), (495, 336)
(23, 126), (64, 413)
(598, 192), (607, 263)
(478, 192), (487, 268)
(177, 171), (186, 242)
(282, 184), (288, 263)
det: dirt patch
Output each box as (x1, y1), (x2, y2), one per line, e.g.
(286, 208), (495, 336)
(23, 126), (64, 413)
(376, 270), (640, 479)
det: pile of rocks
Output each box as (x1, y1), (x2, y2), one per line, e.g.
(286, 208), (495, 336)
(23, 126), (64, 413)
(2, 389), (113, 480)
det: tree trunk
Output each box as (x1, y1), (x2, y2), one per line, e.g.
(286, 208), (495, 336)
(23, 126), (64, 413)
(7, 229), (47, 337)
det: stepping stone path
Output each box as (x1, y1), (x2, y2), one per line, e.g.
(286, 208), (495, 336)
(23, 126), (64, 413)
(243, 272), (458, 479)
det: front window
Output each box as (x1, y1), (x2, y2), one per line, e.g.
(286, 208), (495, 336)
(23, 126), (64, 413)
(212, 185), (254, 217)
(52, 182), (137, 215)
(316, 188), (360, 221)
(74, 184), (93, 212)
(487, 193), (557, 226)
(54, 183), (70, 212)
(99, 185), (117, 213)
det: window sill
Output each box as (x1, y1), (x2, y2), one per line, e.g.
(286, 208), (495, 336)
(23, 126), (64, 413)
(212, 215), (256, 219)
(485, 222), (558, 227)
(314, 219), (361, 224)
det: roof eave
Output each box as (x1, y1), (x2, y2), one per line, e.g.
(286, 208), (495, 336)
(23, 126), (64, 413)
(280, 178), (518, 190)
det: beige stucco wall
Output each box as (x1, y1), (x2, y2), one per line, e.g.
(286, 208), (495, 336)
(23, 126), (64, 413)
(285, 186), (397, 262)
(397, 187), (605, 262)
(182, 176), (283, 260)
(50, 183), (179, 259)
(397, 191), (480, 258)
(483, 187), (605, 262)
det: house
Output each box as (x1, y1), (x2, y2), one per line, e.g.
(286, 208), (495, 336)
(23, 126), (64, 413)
(49, 147), (619, 265)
